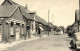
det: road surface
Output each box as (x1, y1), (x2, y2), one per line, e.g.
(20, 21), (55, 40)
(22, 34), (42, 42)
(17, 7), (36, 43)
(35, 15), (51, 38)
(3, 34), (73, 51)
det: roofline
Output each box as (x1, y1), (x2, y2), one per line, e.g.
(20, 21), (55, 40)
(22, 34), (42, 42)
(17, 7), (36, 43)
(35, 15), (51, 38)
(10, 5), (19, 17)
(0, 16), (9, 18)
(8, 0), (14, 5)
(28, 11), (36, 14)
(1, 0), (13, 5)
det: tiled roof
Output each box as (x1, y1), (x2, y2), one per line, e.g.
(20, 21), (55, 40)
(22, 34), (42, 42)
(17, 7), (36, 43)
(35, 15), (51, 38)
(8, 0), (19, 5)
(48, 22), (53, 27)
(10, 0), (31, 19)
(19, 5), (30, 19)
(35, 15), (48, 25)
(0, 5), (18, 17)
(25, 10), (35, 20)
(11, 0), (33, 20)
(2, 0), (30, 19)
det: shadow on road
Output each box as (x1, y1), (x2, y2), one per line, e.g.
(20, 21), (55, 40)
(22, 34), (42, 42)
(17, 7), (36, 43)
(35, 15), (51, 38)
(69, 47), (75, 51)
(69, 47), (80, 51)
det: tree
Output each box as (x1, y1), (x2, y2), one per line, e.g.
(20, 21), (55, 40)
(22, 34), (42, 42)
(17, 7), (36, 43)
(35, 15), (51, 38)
(59, 26), (64, 33)
(67, 25), (75, 37)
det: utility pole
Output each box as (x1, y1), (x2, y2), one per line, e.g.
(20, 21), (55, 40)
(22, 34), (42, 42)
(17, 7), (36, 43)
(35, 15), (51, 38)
(48, 10), (50, 36)
(52, 14), (53, 34)
(52, 14), (53, 24)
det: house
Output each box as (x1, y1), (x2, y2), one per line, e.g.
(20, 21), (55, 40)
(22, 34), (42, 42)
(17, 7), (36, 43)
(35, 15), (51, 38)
(25, 5), (49, 37)
(48, 22), (54, 34)
(27, 11), (37, 38)
(35, 15), (47, 36)
(0, 5), (26, 43)
(1, 0), (35, 39)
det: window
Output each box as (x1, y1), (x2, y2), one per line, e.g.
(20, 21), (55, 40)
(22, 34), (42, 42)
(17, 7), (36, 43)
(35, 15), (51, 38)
(32, 24), (33, 31)
(0, 24), (2, 35)
(22, 24), (24, 34)
(11, 22), (14, 27)
(11, 22), (14, 35)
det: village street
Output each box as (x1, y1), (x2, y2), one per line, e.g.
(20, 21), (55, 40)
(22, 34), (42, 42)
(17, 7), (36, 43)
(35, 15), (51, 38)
(1, 33), (76, 51)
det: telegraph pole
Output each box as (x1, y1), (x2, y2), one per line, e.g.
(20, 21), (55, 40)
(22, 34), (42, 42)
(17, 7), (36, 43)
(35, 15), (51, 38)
(52, 14), (53, 34)
(48, 10), (50, 36)
(52, 14), (53, 24)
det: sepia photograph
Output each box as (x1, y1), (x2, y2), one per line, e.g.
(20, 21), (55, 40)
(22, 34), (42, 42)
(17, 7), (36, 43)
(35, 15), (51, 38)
(0, 0), (79, 51)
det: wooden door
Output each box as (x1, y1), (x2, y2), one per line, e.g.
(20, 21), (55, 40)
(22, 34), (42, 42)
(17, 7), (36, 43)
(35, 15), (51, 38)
(16, 25), (20, 40)
(0, 24), (2, 42)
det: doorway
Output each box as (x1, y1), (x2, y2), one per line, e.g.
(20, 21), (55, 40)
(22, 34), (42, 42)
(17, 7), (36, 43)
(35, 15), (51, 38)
(0, 24), (2, 42)
(16, 23), (20, 40)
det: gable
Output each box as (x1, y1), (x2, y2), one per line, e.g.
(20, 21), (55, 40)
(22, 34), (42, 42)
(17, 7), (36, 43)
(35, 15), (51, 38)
(1, 0), (13, 5)
(0, 5), (18, 17)
(1, 0), (32, 20)
(35, 15), (47, 25)
(10, 7), (24, 22)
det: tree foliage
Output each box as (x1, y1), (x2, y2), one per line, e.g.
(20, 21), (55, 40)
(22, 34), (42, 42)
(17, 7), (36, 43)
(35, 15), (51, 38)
(67, 25), (75, 37)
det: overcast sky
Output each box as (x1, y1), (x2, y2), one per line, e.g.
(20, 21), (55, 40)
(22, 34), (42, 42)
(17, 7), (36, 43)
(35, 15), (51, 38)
(0, 0), (79, 28)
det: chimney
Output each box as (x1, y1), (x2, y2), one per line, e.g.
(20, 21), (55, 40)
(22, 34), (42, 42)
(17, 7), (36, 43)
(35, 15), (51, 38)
(28, 11), (36, 20)
(25, 4), (28, 10)
(28, 11), (36, 14)
(5, 0), (10, 1)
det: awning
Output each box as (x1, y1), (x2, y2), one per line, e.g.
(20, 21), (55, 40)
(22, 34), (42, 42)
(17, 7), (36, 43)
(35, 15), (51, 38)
(39, 27), (44, 31)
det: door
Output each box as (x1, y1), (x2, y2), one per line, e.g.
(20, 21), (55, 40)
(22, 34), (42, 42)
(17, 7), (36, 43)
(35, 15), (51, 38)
(0, 24), (2, 42)
(16, 25), (20, 40)
(79, 25), (80, 32)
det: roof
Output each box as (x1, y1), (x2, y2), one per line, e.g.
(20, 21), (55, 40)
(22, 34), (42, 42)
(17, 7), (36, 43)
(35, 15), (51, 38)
(9, 0), (19, 5)
(48, 22), (54, 27)
(35, 15), (48, 25)
(10, 0), (31, 19)
(75, 10), (79, 21)
(19, 5), (30, 19)
(25, 9), (35, 20)
(2, 0), (19, 5)
(2, 0), (30, 19)
(0, 5), (18, 17)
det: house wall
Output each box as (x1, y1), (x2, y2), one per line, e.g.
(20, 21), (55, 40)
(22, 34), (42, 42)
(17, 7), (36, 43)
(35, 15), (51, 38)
(30, 21), (36, 36)
(11, 8), (24, 22)
(0, 19), (11, 43)
(0, 7), (26, 43)
(28, 12), (36, 38)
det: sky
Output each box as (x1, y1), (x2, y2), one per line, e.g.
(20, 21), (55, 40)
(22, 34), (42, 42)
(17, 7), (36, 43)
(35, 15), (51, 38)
(0, 0), (79, 28)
